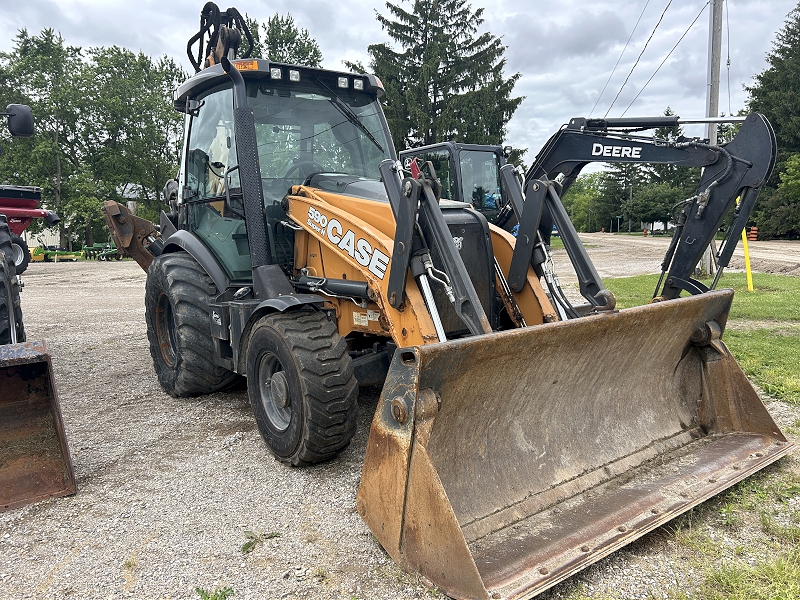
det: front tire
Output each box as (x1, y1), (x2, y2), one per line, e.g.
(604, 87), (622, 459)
(10, 234), (30, 275)
(145, 252), (237, 396)
(247, 311), (358, 466)
(0, 217), (24, 344)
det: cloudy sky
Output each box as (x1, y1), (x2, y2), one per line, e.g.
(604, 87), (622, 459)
(1, 0), (796, 157)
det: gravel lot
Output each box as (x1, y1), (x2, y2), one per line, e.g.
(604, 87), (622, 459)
(2, 236), (799, 600)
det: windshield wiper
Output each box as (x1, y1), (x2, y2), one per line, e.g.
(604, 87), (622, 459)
(313, 77), (384, 153)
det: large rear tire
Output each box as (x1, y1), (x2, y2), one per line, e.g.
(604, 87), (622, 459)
(247, 311), (358, 466)
(0, 217), (25, 345)
(145, 252), (238, 397)
(10, 234), (30, 275)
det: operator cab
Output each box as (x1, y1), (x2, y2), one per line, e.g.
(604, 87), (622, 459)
(171, 60), (395, 283)
(399, 142), (510, 223)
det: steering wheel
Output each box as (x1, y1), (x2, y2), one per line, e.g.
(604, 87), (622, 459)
(284, 161), (325, 184)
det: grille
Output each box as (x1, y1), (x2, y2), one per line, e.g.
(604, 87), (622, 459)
(425, 208), (496, 337)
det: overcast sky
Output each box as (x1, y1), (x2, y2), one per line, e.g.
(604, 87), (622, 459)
(1, 0), (796, 157)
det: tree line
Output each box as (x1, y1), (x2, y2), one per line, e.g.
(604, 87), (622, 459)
(0, 30), (185, 247)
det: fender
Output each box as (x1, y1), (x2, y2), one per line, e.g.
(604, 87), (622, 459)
(161, 230), (231, 293)
(232, 293), (326, 373)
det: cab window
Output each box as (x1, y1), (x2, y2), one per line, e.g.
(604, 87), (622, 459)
(185, 86), (251, 281)
(185, 87), (238, 201)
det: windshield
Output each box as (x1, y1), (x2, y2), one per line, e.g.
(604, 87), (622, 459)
(459, 150), (502, 211)
(248, 81), (393, 196)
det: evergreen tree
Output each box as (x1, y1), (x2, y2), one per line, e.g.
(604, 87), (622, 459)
(747, 3), (800, 175)
(244, 13), (322, 67)
(599, 162), (643, 233)
(645, 107), (700, 198)
(747, 3), (800, 237)
(367, 0), (522, 150)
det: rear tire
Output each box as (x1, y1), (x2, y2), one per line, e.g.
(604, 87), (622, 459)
(0, 217), (25, 344)
(247, 311), (358, 466)
(10, 234), (30, 275)
(145, 252), (238, 397)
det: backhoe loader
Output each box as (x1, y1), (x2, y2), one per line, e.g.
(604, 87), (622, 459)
(104, 5), (791, 598)
(0, 104), (75, 512)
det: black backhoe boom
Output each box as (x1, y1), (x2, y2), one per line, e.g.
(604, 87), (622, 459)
(498, 112), (776, 304)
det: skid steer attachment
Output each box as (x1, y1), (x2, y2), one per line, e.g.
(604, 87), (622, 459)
(0, 341), (75, 512)
(359, 289), (791, 600)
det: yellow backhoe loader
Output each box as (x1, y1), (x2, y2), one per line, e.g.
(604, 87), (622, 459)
(104, 5), (791, 598)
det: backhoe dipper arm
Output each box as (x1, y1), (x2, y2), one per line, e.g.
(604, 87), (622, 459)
(659, 113), (776, 299)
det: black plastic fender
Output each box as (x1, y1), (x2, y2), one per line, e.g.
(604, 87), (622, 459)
(161, 230), (231, 292)
(233, 294), (326, 373)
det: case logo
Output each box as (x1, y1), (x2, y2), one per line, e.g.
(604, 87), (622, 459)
(307, 207), (390, 280)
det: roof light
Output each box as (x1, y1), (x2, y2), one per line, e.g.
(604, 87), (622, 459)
(289, 69), (300, 82)
(353, 79), (364, 91)
(338, 77), (348, 88)
(270, 67), (282, 79)
(233, 60), (259, 71)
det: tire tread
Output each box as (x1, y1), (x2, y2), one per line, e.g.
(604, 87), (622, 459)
(257, 311), (358, 466)
(145, 253), (238, 397)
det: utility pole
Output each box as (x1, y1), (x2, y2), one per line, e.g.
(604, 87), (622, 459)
(705, 0), (724, 145)
(699, 0), (724, 276)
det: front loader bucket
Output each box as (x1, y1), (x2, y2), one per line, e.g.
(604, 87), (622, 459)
(358, 289), (792, 600)
(0, 341), (75, 512)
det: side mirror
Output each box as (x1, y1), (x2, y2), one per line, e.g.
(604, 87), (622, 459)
(162, 179), (179, 204)
(5, 104), (34, 137)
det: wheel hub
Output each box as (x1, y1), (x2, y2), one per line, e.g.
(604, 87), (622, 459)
(258, 355), (291, 432)
(11, 243), (23, 267)
(269, 371), (289, 408)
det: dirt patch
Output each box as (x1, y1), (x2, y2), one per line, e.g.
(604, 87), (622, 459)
(553, 233), (800, 283)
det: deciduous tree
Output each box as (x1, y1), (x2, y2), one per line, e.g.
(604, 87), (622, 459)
(244, 13), (322, 67)
(0, 30), (186, 245)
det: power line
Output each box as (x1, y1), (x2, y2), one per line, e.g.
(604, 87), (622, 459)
(620, 2), (709, 116)
(590, 0), (652, 117)
(604, 0), (673, 118)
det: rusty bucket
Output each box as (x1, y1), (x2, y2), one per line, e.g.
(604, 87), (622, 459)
(0, 341), (75, 512)
(358, 289), (792, 600)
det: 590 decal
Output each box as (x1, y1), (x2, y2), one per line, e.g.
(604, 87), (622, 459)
(307, 206), (390, 279)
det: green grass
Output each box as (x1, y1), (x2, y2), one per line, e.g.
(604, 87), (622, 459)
(724, 328), (800, 403)
(604, 272), (800, 404)
(684, 547), (800, 600)
(196, 587), (234, 600)
(597, 271), (800, 598)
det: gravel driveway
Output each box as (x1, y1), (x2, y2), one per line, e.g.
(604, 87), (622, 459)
(2, 237), (798, 599)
